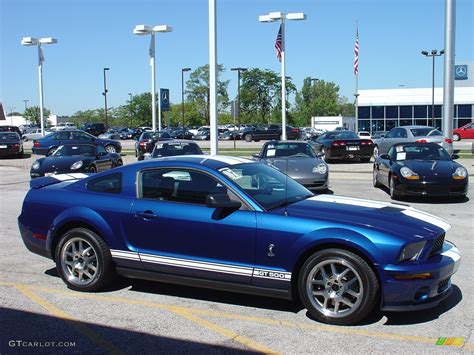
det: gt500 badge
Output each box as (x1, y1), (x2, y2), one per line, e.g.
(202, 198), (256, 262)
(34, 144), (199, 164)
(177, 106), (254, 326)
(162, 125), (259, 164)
(253, 269), (291, 281)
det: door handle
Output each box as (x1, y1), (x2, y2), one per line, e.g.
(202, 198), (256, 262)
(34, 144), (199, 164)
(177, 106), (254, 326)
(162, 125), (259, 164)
(135, 210), (158, 219)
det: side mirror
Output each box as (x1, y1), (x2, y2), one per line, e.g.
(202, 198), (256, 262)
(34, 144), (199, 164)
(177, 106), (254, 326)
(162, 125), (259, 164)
(206, 194), (241, 210)
(379, 154), (390, 160)
(252, 153), (260, 159)
(143, 153), (152, 160)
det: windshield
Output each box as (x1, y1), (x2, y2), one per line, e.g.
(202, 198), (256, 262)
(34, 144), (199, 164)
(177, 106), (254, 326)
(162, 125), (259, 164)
(53, 145), (96, 157)
(0, 133), (19, 140)
(392, 144), (451, 161)
(410, 128), (442, 137)
(152, 143), (202, 157)
(324, 131), (359, 140)
(264, 142), (316, 158)
(219, 163), (312, 210)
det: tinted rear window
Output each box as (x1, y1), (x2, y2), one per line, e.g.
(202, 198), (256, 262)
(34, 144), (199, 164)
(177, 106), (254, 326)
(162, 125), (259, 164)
(87, 173), (122, 194)
(0, 133), (19, 140)
(410, 128), (441, 137)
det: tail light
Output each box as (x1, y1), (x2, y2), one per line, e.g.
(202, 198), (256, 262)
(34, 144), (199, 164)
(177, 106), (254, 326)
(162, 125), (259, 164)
(444, 138), (453, 144)
(416, 139), (427, 143)
(361, 140), (374, 146)
(33, 141), (41, 147)
(12, 144), (20, 148)
(292, 129), (299, 133)
(332, 140), (346, 147)
(139, 140), (147, 147)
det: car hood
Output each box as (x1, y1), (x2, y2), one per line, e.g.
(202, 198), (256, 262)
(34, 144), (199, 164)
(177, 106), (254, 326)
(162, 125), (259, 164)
(263, 157), (326, 177)
(284, 194), (450, 241)
(396, 160), (459, 179)
(36, 156), (90, 171)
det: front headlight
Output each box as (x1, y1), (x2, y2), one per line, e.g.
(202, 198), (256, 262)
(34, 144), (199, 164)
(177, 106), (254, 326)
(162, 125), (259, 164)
(32, 161), (40, 170)
(70, 161), (83, 170)
(453, 167), (467, 180)
(398, 240), (427, 262)
(400, 166), (419, 180)
(313, 163), (327, 175)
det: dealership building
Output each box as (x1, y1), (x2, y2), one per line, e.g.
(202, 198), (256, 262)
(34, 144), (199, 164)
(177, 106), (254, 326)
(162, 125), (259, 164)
(357, 62), (473, 134)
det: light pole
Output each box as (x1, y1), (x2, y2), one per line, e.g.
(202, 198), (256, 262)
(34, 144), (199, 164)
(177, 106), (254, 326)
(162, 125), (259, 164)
(231, 67), (247, 148)
(259, 12), (306, 140)
(23, 99), (29, 125)
(102, 67), (110, 129)
(181, 67), (191, 128)
(133, 24), (172, 132)
(8, 106), (15, 125)
(421, 49), (444, 127)
(128, 93), (133, 128)
(21, 36), (57, 136)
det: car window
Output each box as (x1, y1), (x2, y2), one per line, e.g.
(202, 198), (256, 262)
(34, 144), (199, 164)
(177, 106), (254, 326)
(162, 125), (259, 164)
(87, 173), (122, 194)
(219, 163), (311, 210)
(0, 132), (19, 140)
(152, 143), (202, 158)
(410, 128), (437, 137)
(393, 145), (451, 161)
(54, 132), (71, 140)
(427, 129), (442, 137)
(264, 143), (315, 158)
(72, 131), (93, 140)
(96, 145), (106, 155)
(140, 169), (228, 205)
(385, 128), (397, 138)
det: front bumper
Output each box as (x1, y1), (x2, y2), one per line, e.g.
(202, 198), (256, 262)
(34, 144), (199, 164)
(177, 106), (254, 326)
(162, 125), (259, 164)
(394, 178), (468, 197)
(294, 176), (329, 191)
(380, 242), (461, 311)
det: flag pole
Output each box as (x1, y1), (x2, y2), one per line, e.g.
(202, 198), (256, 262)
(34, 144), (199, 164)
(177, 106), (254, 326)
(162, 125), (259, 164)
(354, 20), (359, 134)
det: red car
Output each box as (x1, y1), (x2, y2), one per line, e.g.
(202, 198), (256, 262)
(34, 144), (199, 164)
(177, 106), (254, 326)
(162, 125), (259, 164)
(453, 122), (474, 141)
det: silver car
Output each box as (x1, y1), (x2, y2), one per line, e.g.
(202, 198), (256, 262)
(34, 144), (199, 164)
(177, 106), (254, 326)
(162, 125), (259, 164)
(372, 126), (452, 157)
(253, 141), (329, 192)
(22, 128), (52, 141)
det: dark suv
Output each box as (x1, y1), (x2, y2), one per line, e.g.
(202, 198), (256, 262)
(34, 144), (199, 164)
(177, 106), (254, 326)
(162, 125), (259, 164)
(81, 123), (106, 136)
(240, 125), (300, 142)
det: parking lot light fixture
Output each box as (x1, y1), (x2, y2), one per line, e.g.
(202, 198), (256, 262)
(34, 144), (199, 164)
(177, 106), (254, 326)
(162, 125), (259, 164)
(21, 36), (57, 137)
(259, 12), (306, 140)
(133, 24), (173, 132)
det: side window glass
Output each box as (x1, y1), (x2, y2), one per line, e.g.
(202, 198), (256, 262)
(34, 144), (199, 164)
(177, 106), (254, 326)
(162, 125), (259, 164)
(96, 145), (106, 155)
(55, 132), (70, 140)
(87, 173), (122, 194)
(141, 169), (227, 205)
(400, 129), (407, 138)
(385, 129), (396, 138)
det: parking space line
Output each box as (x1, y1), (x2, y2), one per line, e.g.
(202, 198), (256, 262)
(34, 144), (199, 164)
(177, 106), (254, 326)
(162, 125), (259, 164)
(13, 285), (124, 355)
(170, 307), (277, 354)
(2, 282), (472, 350)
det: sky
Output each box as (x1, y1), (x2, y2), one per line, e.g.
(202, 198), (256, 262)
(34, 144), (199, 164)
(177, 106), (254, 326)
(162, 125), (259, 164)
(1, 0), (473, 116)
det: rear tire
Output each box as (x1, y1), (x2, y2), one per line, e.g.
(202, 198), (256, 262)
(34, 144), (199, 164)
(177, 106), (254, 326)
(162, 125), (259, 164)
(88, 165), (97, 173)
(55, 228), (115, 292)
(115, 159), (123, 167)
(298, 248), (379, 325)
(105, 145), (117, 154)
(244, 134), (252, 142)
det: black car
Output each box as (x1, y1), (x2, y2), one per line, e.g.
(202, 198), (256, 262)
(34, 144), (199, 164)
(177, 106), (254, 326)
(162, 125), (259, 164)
(0, 132), (23, 158)
(170, 128), (194, 140)
(32, 130), (122, 155)
(0, 125), (23, 137)
(241, 125), (300, 142)
(135, 131), (172, 160)
(219, 130), (241, 140)
(253, 141), (328, 191)
(144, 140), (204, 160)
(373, 142), (468, 199)
(30, 143), (122, 178)
(81, 123), (106, 136)
(310, 131), (374, 162)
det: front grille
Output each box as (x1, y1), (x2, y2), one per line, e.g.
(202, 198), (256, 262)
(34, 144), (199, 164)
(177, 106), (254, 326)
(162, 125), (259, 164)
(429, 233), (445, 257)
(438, 277), (450, 293)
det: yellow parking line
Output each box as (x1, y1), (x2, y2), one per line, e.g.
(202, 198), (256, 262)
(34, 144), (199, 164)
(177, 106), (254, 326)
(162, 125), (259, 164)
(170, 308), (278, 354)
(3, 282), (472, 350)
(13, 285), (124, 355)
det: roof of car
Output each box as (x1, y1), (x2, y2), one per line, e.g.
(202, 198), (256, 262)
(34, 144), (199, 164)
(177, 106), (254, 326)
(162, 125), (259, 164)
(397, 125), (436, 129)
(137, 155), (253, 170)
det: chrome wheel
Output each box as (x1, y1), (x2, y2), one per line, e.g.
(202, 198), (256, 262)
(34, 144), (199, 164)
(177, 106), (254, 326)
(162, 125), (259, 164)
(105, 145), (116, 153)
(373, 168), (379, 187)
(305, 258), (363, 318)
(373, 145), (379, 158)
(60, 237), (98, 286)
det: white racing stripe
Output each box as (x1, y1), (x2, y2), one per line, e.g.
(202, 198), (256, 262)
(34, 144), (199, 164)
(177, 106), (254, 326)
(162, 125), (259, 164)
(309, 194), (451, 232)
(49, 173), (89, 181)
(441, 243), (462, 273)
(200, 156), (251, 166)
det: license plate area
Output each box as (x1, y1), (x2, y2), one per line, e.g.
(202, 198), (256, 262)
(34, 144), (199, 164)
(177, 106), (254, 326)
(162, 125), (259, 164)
(346, 146), (359, 151)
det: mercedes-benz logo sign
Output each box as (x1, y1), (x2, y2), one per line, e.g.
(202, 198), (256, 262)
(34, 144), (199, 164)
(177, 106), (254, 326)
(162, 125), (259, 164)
(162, 91), (168, 103)
(456, 66), (467, 77)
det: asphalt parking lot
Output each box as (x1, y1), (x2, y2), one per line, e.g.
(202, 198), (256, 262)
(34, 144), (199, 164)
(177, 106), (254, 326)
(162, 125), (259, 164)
(0, 155), (473, 353)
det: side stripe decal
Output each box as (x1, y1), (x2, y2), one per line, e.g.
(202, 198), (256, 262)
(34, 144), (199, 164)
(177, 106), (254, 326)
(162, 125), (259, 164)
(110, 249), (291, 281)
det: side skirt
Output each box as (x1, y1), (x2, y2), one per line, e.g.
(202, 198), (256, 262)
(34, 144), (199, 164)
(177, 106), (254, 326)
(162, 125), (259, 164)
(116, 267), (292, 300)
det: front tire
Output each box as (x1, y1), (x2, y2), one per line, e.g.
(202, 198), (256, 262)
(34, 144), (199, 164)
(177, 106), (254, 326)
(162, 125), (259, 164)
(389, 175), (399, 200)
(88, 165), (97, 173)
(298, 248), (379, 325)
(373, 167), (381, 187)
(55, 228), (115, 292)
(373, 145), (379, 158)
(244, 134), (252, 142)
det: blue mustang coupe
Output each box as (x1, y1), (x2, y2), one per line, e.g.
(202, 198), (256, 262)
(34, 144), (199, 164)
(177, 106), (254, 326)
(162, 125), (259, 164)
(18, 156), (461, 325)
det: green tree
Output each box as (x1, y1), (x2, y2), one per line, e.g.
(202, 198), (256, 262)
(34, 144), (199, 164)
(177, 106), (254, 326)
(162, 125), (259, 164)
(24, 106), (51, 126)
(292, 78), (347, 127)
(186, 64), (229, 125)
(239, 68), (293, 124)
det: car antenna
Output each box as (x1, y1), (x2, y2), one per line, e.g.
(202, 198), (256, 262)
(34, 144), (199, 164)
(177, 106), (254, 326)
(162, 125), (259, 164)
(284, 145), (289, 216)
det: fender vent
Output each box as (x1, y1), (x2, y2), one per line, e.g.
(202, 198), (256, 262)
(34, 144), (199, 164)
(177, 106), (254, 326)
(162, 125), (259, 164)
(429, 233), (445, 257)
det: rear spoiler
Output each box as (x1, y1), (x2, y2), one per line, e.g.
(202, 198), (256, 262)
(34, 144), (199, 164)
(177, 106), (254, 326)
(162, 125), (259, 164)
(30, 173), (89, 189)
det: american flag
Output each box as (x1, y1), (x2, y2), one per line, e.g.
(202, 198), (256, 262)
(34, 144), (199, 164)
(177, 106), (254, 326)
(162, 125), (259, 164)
(354, 29), (359, 75)
(275, 25), (282, 62)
